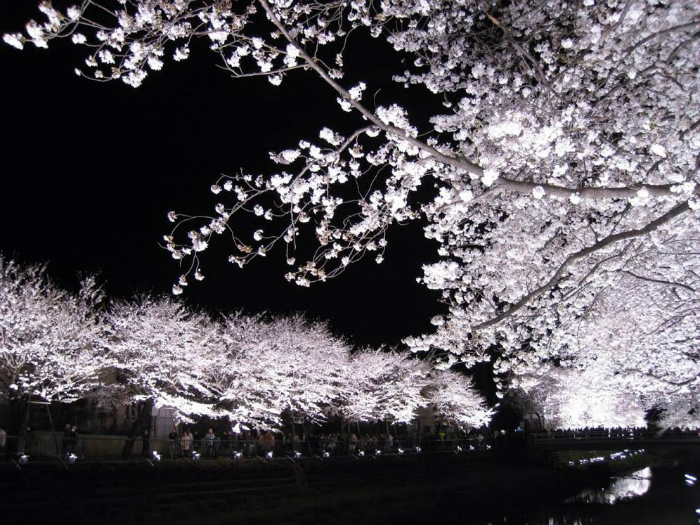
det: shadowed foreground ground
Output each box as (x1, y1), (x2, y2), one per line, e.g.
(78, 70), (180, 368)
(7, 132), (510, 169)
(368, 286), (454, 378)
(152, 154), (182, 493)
(2, 451), (691, 525)
(0, 452), (594, 524)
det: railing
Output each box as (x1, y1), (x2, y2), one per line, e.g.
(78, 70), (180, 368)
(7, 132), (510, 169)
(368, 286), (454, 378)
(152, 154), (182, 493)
(528, 428), (699, 442)
(0, 433), (493, 462)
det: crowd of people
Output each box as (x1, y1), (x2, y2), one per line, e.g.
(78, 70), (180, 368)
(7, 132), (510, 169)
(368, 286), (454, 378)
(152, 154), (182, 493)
(157, 426), (498, 459)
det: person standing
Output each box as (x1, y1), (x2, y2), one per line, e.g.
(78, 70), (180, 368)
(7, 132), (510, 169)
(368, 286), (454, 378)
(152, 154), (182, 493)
(181, 430), (193, 457)
(61, 424), (71, 457)
(348, 433), (358, 455)
(168, 427), (179, 459)
(68, 425), (79, 456)
(204, 428), (216, 458)
(0, 426), (6, 459)
(142, 429), (150, 458)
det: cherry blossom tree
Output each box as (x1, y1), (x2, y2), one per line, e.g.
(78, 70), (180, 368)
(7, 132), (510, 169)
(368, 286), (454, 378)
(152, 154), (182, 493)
(509, 365), (647, 430)
(0, 256), (109, 450)
(106, 296), (223, 423)
(340, 350), (430, 424)
(7, 0), (697, 425)
(423, 369), (492, 429)
(209, 313), (353, 429)
(0, 257), (108, 403)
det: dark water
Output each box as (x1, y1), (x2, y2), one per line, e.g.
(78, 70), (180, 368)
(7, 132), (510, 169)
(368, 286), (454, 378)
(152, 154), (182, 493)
(481, 462), (699, 525)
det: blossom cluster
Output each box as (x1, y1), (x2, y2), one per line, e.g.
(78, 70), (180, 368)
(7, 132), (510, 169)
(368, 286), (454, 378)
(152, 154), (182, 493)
(0, 257), (491, 429)
(6, 1), (699, 428)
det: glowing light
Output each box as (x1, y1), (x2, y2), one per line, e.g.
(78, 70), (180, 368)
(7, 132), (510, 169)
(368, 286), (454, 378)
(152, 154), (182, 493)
(151, 451), (161, 462)
(67, 453), (77, 464)
(322, 451), (330, 458)
(415, 446), (421, 454)
(266, 451), (273, 459)
(293, 451), (302, 459)
(233, 452), (242, 460)
(192, 452), (201, 461)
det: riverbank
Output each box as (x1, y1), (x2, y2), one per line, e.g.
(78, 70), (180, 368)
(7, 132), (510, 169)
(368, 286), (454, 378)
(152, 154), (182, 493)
(1, 452), (613, 525)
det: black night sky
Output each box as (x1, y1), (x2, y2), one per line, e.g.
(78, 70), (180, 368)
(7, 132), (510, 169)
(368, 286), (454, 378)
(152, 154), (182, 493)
(0, 2), (445, 348)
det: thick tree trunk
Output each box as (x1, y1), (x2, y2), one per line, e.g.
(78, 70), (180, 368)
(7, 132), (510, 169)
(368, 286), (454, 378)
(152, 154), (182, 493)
(122, 400), (153, 458)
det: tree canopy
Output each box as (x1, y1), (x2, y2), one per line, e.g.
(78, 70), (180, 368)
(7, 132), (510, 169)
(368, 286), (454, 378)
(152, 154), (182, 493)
(0, 257), (492, 429)
(5, 0), (699, 427)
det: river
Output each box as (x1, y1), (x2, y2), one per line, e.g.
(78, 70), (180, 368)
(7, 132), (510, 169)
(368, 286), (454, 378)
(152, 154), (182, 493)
(480, 459), (699, 524)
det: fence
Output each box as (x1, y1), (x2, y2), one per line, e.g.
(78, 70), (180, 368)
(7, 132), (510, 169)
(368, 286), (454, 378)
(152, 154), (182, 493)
(528, 428), (699, 442)
(0, 433), (491, 462)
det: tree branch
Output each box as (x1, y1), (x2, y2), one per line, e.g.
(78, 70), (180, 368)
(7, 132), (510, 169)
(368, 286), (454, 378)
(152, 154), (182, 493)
(259, 1), (697, 203)
(621, 270), (696, 293)
(473, 200), (693, 330)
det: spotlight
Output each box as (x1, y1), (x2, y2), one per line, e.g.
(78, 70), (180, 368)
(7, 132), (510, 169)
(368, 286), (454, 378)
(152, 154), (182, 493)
(266, 451), (273, 459)
(358, 451), (365, 457)
(19, 454), (29, 464)
(192, 452), (201, 461)
(397, 448), (404, 455)
(455, 446), (462, 452)
(151, 451), (161, 462)
(374, 449), (381, 456)
(469, 445), (475, 451)
(415, 446), (422, 454)
(322, 451), (330, 458)
(233, 451), (242, 460)
(293, 451), (302, 459)
(67, 453), (78, 464)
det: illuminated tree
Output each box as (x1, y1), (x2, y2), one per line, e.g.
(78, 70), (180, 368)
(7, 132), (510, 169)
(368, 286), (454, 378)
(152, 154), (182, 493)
(8, 0), (699, 425)
(210, 313), (353, 429)
(106, 296), (222, 423)
(423, 369), (492, 429)
(0, 257), (108, 403)
(340, 350), (430, 424)
(6, 0), (698, 426)
(510, 365), (647, 430)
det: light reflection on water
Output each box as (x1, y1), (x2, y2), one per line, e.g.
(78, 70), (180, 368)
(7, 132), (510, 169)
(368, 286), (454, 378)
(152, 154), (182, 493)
(479, 463), (698, 525)
(567, 467), (652, 504)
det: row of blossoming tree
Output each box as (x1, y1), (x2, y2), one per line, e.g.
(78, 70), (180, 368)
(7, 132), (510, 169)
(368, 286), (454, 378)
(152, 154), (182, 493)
(0, 257), (492, 432)
(4, 1), (698, 430)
